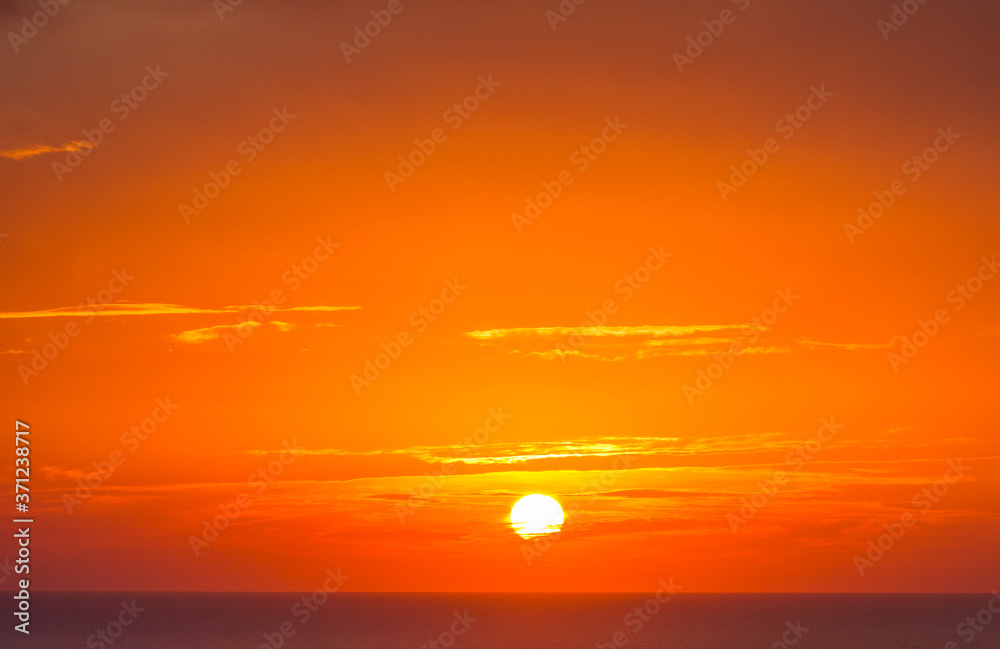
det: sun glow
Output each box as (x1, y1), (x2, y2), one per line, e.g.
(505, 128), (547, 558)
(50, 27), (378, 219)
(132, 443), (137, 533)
(509, 494), (564, 539)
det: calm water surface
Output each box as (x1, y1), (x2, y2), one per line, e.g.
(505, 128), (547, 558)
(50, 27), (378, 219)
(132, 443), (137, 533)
(9, 592), (999, 648)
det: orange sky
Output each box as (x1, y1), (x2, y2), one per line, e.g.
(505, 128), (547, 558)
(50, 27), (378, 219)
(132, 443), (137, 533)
(1, 0), (998, 593)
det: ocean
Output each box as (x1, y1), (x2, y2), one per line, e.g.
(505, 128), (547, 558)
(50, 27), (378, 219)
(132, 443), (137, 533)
(11, 592), (999, 648)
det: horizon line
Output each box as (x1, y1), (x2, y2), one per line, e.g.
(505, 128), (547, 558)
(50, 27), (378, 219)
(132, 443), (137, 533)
(10, 590), (996, 595)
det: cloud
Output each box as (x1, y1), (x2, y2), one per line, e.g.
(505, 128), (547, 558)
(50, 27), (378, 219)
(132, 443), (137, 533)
(465, 325), (752, 340)
(0, 140), (94, 161)
(463, 324), (888, 360)
(171, 321), (295, 344)
(0, 301), (357, 349)
(242, 437), (665, 464)
(594, 488), (732, 499)
(230, 429), (981, 481)
(0, 302), (361, 320)
(797, 339), (891, 351)
(464, 324), (780, 360)
(239, 433), (846, 468)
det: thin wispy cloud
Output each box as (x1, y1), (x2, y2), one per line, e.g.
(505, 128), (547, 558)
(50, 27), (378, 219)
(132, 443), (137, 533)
(797, 339), (892, 351)
(172, 321), (295, 344)
(0, 302), (361, 320)
(464, 325), (886, 360)
(231, 432), (985, 483)
(464, 324), (777, 360)
(465, 325), (754, 340)
(240, 434), (822, 466)
(0, 140), (94, 161)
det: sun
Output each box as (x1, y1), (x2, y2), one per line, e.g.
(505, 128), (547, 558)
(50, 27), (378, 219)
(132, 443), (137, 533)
(509, 494), (564, 539)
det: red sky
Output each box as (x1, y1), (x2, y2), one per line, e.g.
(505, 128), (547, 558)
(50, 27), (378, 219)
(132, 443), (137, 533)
(0, 0), (998, 592)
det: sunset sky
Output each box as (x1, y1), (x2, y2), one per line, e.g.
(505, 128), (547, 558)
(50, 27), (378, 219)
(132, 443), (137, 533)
(1, 0), (998, 593)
